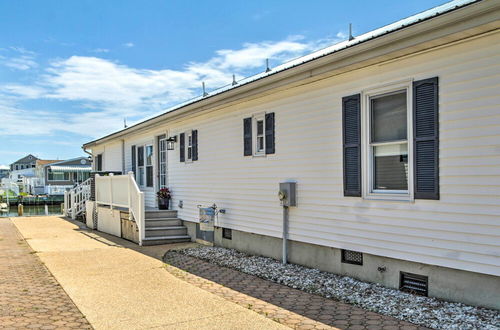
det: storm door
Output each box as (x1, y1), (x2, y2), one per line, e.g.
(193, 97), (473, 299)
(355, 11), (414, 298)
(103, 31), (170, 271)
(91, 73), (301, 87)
(158, 135), (167, 189)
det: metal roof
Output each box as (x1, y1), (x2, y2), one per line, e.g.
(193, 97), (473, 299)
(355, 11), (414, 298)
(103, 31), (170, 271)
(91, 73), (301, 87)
(48, 165), (91, 172)
(83, 0), (480, 148)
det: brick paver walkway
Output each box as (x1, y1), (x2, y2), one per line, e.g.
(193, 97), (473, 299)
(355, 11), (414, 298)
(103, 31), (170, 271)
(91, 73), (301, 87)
(164, 252), (429, 330)
(0, 218), (92, 330)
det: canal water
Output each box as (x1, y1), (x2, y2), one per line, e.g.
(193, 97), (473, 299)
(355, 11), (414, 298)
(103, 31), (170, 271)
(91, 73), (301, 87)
(0, 205), (62, 217)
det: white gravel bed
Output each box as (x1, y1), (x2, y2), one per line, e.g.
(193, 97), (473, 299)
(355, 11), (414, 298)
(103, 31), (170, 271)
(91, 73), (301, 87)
(168, 246), (500, 330)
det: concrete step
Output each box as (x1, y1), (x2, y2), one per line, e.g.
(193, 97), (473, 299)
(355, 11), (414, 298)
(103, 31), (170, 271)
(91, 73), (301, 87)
(141, 235), (192, 246)
(145, 210), (177, 219)
(145, 226), (187, 237)
(145, 218), (182, 227)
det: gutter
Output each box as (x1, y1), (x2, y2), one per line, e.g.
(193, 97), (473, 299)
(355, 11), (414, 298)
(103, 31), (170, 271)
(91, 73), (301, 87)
(83, 0), (496, 148)
(82, 147), (92, 157)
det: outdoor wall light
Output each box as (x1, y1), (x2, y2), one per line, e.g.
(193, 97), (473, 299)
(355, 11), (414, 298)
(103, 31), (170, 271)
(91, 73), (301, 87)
(166, 136), (177, 150)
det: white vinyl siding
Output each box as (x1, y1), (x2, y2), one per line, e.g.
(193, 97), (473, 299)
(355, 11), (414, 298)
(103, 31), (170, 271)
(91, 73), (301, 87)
(93, 33), (500, 276)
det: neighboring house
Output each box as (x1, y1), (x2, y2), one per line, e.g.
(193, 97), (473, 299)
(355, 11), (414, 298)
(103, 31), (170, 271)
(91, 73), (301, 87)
(0, 165), (9, 179)
(20, 157), (92, 195)
(39, 157), (91, 195)
(9, 154), (38, 171)
(82, 0), (500, 309)
(30, 160), (59, 195)
(8, 154), (39, 192)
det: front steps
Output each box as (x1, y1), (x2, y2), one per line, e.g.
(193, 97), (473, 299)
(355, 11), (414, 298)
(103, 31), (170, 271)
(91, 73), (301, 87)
(142, 210), (191, 246)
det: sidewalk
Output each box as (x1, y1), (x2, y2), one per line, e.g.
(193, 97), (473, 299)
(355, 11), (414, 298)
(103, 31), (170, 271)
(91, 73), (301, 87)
(0, 218), (91, 329)
(164, 252), (428, 330)
(12, 216), (286, 330)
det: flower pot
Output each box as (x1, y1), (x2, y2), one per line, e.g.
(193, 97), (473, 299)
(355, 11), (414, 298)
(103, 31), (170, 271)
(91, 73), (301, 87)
(158, 197), (170, 210)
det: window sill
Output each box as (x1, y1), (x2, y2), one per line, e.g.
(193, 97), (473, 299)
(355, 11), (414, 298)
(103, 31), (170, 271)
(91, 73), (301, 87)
(363, 192), (413, 202)
(252, 153), (266, 158)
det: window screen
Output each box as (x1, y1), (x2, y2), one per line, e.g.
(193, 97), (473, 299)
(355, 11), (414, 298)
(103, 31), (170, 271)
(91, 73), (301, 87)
(370, 91), (408, 191)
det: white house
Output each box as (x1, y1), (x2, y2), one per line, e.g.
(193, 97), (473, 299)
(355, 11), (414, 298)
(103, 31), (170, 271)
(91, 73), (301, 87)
(82, 0), (500, 309)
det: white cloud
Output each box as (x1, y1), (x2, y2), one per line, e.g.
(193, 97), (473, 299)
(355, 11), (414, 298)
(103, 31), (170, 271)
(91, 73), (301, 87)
(92, 48), (110, 53)
(9, 47), (36, 55)
(1, 34), (343, 139)
(252, 10), (271, 21)
(205, 36), (311, 71)
(3, 56), (38, 70)
(1, 47), (38, 70)
(1, 84), (45, 98)
(123, 42), (134, 48)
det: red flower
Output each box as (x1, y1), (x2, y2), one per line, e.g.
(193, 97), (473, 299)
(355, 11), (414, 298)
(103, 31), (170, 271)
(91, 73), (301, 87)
(157, 188), (171, 199)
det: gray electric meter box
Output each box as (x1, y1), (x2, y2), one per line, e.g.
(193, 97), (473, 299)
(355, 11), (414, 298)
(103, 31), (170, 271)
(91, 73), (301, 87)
(279, 182), (297, 207)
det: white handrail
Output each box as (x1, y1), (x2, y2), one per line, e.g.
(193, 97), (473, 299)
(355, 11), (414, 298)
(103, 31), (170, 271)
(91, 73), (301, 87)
(95, 172), (145, 245)
(65, 178), (91, 219)
(127, 172), (145, 245)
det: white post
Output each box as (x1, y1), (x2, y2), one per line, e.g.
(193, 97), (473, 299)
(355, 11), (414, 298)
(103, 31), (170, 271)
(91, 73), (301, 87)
(70, 189), (76, 220)
(44, 204), (48, 216)
(139, 192), (145, 246)
(63, 191), (68, 216)
(128, 172), (133, 221)
(109, 173), (114, 212)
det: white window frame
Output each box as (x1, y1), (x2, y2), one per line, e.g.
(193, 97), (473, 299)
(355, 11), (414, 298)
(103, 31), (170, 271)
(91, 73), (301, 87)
(135, 143), (155, 189)
(158, 135), (168, 189)
(252, 113), (266, 157)
(47, 170), (70, 182)
(136, 146), (145, 187)
(95, 154), (103, 172)
(145, 144), (154, 188)
(361, 80), (414, 201)
(185, 131), (193, 163)
(135, 144), (154, 188)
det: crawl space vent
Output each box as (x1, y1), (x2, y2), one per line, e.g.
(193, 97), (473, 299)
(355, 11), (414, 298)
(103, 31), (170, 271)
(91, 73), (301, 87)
(222, 228), (232, 240)
(400, 272), (428, 296)
(341, 249), (363, 265)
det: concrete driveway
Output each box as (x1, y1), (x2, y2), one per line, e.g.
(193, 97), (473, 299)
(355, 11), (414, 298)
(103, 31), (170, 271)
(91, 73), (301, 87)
(13, 216), (287, 330)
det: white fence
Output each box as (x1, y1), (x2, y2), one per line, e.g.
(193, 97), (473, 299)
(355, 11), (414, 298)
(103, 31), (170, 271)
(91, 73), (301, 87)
(47, 185), (73, 195)
(95, 172), (145, 245)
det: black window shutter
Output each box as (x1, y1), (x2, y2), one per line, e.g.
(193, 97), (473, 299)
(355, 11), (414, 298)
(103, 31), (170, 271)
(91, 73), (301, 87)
(192, 130), (198, 161)
(342, 94), (361, 197)
(265, 112), (275, 154)
(413, 77), (439, 200)
(179, 133), (185, 162)
(243, 117), (252, 156)
(131, 145), (136, 175)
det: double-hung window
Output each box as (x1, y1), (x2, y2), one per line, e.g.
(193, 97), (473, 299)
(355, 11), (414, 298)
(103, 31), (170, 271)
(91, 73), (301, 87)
(145, 145), (153, 187)
(137, 146), (145, 187)
(179, 130), (198, 163)
(255, 116), (265, 155)
(136, 145), (153, 187)
(243, 113), (275, 157)
(186, 132), (193, 162)
(369, 90), (409, 194)
(343, 77), (439, 201)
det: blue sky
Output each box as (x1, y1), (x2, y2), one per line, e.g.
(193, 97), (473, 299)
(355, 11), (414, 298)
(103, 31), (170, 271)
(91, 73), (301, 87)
(0, 0), (447, 166)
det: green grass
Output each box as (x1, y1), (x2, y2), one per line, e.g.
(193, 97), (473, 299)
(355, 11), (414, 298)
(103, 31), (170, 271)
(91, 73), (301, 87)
(0, 190), (17, 197)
